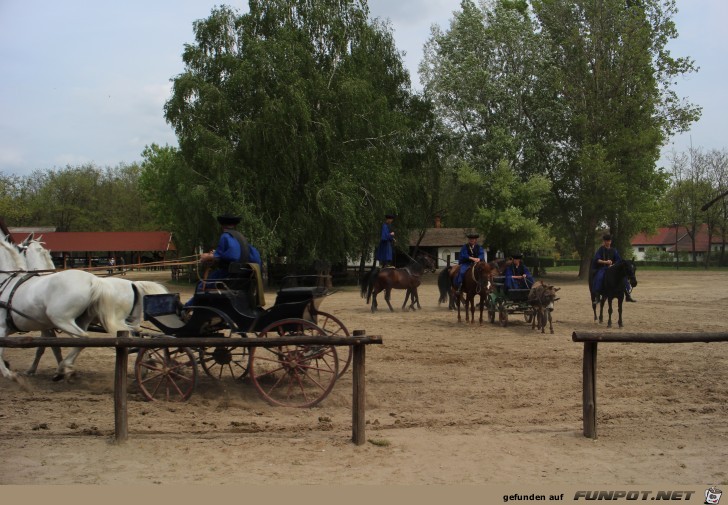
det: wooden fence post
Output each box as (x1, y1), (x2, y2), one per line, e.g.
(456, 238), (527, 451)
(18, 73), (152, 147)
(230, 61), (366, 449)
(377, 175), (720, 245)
(582, 341), (597, 439)
(352, 330), (367, 446)
(114, 331), (130, 443)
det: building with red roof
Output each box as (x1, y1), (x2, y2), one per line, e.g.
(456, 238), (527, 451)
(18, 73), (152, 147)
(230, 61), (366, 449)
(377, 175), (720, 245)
(630, 224), (726, 261)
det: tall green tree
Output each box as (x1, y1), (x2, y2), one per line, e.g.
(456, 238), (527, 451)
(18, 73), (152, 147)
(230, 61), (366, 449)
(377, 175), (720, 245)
(531, 0), (700, 275)
(158, 1), (417, 266)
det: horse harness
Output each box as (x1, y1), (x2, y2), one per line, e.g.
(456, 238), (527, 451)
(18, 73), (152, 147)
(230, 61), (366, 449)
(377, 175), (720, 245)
(0, 271), (41, 333)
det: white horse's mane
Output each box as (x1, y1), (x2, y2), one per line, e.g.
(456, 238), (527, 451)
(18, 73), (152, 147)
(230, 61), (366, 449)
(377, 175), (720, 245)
(0, 236), (27, 270)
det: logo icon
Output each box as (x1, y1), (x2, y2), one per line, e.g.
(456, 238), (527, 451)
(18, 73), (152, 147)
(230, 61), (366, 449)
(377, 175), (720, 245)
(706, 487), (722, 505)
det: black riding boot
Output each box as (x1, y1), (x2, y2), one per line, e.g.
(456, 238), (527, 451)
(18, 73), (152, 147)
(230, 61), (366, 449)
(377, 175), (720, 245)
(625, 292), (637, 302)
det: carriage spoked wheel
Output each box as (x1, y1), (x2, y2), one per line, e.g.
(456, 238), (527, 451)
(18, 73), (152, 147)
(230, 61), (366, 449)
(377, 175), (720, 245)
(523, 308), (534, 324)
(134, 346), (197, 402)
(314, 311), (352, 377)
(249, 318), (339, 408)
(197, 329), (251, 381)
(198, 345), (249, 381)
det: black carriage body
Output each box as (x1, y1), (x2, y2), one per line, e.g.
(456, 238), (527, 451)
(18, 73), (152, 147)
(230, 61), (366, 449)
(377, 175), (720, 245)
(143, 287), (325, 337)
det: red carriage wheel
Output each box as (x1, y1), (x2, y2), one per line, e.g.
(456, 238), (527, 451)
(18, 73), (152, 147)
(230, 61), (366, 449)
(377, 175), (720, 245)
(314, 311), (352, 377)
(249, 319), (339, 408)
(134, 347), (197, 402)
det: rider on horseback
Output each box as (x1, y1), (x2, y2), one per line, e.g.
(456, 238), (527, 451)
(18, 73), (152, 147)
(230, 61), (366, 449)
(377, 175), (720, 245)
(455, 233), (485, 295)
(591, 233), (635, 303)
(375, 214), (396, 267)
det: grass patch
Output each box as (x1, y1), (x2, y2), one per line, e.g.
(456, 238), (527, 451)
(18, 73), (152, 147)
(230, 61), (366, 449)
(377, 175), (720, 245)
(368, 438), (391, 447)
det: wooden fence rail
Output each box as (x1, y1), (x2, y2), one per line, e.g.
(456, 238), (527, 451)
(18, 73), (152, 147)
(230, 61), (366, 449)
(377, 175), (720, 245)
(572, 331), (728, 439)
(0, 331), (382, 445)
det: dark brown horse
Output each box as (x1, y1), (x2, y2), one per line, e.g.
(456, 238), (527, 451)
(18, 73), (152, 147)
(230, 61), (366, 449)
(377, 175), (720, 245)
(455, 261), (495, 324)
(438, 258), (508, 311)
(364, 262), (423, 313)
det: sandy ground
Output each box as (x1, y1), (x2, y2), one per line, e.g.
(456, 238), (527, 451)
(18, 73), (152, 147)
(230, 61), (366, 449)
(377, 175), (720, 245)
(0, 268), (727, 486)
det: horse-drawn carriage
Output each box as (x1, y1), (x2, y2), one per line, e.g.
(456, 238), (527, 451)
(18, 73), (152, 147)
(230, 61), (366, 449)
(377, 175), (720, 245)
(0, 236), (351, 408)
(135, 265), (352, 407)
(486, 276), (536, 327)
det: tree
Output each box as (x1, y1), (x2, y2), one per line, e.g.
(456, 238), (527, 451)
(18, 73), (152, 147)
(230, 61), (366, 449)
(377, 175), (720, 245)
(531, 0), (700, 276)
(159, 1), (418, 267)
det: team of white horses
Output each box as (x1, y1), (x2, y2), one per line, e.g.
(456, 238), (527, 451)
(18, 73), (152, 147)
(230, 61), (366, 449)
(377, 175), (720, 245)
(0, 234), (167, 382)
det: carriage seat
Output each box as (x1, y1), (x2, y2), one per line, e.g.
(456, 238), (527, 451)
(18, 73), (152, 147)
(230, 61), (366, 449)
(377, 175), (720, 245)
(203, 262), (266, 308)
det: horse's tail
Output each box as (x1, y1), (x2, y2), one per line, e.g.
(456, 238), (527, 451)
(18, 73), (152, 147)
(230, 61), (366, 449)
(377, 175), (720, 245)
(127, 280), (169, 328)
(87, 277), (136, 336)
(437, 268), (450, 304)
(359, 269), (370, 298)
(365, 267), (379, 304)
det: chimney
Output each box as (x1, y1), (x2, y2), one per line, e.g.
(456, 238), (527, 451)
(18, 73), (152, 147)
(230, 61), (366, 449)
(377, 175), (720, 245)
(434, 215), (442, 228)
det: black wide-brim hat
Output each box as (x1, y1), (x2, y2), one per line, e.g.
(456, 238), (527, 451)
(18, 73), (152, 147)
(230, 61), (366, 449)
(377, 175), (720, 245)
(466, 233), (479, 239)
(511, 252), (523, 259)
(217, 215), (242, 226)
(385, 214), (396, 219)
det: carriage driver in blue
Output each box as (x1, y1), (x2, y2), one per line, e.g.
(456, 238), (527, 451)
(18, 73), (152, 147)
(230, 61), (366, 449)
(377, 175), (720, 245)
(185, 215), (263, 306)
(455, 233), (485, 294)
(592, 233), (636, 302)
(504, 252), (534, 290)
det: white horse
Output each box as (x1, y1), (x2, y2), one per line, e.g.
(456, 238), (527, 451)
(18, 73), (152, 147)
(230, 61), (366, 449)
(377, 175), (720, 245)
(16, 236), (168, 379)
(0, 238), (135, 381)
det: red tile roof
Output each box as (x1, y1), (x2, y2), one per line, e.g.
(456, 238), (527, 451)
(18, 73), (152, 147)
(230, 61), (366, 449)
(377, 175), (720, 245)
(9, 231), (176, 253)
(631, 224), (724, 252)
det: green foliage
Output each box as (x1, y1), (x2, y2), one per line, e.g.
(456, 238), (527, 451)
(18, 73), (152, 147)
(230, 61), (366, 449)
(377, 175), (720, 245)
(155, 1), (420, 263)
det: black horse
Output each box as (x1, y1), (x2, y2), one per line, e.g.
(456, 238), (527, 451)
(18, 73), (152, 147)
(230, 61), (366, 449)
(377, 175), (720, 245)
(589, 260), (638, 328)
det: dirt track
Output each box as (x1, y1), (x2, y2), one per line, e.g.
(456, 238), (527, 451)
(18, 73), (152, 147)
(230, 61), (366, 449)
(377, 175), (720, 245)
(1, 269), (727, 485)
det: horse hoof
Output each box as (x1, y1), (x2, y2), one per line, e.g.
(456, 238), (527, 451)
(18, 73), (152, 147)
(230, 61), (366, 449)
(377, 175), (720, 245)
(52, 373), (65, 382)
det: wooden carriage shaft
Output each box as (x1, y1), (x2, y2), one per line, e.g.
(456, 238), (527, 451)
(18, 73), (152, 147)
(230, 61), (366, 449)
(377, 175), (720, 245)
(572, 331), (728, 439)
(0, 332), (382, 445)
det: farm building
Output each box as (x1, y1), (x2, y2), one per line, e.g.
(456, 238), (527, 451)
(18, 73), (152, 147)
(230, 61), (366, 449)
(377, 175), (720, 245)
(6, 228), (176, 269)
(630, 224), (727, 261)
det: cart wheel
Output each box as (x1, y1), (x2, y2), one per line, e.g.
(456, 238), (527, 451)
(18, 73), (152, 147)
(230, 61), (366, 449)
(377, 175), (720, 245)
(135, 347), (197, 402)
(199, 345), (249, 381)
(315, 311), (352, 377)
(499, 306), (508, 327)
(524, 309), (534, 323)
(250, 319), (339, 408)
(488, 308), (496, 324)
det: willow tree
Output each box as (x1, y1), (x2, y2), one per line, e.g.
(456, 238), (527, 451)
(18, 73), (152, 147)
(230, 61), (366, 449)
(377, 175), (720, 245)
(158, 1), (415, 265)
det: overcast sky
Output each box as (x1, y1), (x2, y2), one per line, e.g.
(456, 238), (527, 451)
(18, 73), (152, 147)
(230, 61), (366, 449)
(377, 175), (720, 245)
(0, 0), (724, 177)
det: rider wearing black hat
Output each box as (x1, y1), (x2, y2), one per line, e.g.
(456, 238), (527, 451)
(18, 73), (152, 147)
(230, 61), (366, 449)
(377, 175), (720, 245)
(505, 252), (534, 290)
(592, 233), (635, 302)
(454, 233), (486, 294)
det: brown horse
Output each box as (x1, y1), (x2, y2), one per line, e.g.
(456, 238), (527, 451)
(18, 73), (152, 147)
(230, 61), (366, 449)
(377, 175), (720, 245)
(365, 262), (423, 313)
(454, 261), (495, 324)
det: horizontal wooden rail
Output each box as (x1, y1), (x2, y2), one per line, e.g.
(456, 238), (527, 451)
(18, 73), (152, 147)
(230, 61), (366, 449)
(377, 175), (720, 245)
(0, 334), (383, 349)
(0, 331), (382, 445)
(572, 331), (728, 439)
(572, 331), (728, 344)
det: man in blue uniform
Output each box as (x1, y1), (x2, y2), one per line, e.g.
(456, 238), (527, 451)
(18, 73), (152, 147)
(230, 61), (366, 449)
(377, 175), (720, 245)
(186, 215), (262, 306)
(591, 233), (635, 302)
(375, 214), (396, 267)
(504, 252), (534, 290)
(455, 233), (485, 294)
